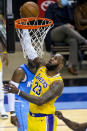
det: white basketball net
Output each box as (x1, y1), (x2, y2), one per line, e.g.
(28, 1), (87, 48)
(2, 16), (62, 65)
(15, 17), (53, 58)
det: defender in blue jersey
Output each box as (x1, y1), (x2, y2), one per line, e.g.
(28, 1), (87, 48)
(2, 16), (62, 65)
(7, 58), (44, 131)
(8, 61), (35, 131)
(14, 64), (34, 131)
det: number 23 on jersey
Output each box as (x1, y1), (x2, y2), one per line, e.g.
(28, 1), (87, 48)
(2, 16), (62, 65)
(32, 82), (42, 96)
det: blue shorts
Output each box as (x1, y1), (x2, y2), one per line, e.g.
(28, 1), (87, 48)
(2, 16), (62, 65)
(15, 101), (29, 131)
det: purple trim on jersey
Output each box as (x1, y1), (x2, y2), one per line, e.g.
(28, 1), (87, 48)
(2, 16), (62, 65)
(48, 114), (54, 131)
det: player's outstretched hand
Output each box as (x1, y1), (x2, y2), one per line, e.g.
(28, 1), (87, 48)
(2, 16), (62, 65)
(55, 111), (63, 120)
(4, 83), (19, 94)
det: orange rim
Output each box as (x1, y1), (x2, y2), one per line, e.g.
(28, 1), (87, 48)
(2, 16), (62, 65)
(15, 17), (53, 29)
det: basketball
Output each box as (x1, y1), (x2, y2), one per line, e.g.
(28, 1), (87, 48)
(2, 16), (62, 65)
(20, 2), (40, 17)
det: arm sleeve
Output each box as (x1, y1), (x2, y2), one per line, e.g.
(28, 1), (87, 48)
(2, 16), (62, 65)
(8, 81), (19, 112)
(22, 29), (38, 60)
(8, 93), (15, 112)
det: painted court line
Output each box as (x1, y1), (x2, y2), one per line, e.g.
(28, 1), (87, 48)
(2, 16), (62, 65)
(55, 101), (87, 110)
(63, 86), (87, 93)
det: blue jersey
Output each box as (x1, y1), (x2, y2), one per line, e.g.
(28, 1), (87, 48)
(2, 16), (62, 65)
(15, 64), (34, 101)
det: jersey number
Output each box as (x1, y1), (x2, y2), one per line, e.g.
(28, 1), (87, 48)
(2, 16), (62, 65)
(32, 82), (42, 96)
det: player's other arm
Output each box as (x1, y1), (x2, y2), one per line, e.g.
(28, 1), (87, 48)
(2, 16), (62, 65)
(37, 80), (64, 105)
(60, 117), (87, 131)
(55, 111), (87, 131)
(8, 68), (25, 126)
(11, 68), (25, 83)
(8, 68), (25, 113)
(7, 80), (64, 106)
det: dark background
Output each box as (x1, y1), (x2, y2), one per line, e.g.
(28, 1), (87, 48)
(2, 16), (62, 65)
(0, 0), (37, 19)
(0, 0), (75, 19)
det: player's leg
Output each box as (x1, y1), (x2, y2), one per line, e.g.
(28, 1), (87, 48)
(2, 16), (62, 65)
(27, 113), (57, 131)
(20, 101), (29, 131)
(15, 101), (29, 131)
(15, 102), (21, 131)
(0, 59), (8, 119)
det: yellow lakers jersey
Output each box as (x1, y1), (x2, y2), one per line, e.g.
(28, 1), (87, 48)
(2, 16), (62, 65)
(29, 66), (63, 114)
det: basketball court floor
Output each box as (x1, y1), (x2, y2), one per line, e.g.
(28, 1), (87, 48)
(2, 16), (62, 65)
(0, 109), (87, 131)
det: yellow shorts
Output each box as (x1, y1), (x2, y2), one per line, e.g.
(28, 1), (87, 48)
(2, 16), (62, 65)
(27, 112), (57, 131)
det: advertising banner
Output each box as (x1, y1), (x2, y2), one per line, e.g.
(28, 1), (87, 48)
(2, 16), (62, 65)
(38, 0), (56, 17)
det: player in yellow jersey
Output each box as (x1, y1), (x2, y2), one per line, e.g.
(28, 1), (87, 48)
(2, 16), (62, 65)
(5, 53), (65, 131)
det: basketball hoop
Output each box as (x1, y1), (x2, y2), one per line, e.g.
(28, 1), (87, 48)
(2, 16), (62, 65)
(15, 17), (53, 58)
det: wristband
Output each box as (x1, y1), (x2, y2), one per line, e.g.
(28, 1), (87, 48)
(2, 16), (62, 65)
(11, 113), (16, 117)
(10, 80), (19, 88)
